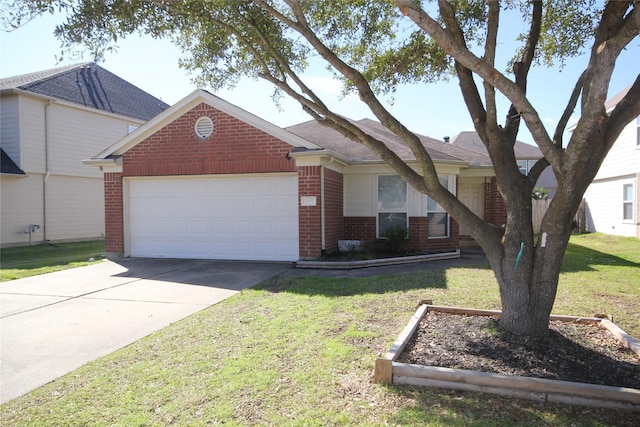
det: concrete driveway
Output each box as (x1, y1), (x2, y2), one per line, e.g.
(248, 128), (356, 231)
(0, 258), (291, 404)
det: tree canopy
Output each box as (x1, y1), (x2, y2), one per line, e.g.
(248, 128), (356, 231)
(5, 0), (639, 337)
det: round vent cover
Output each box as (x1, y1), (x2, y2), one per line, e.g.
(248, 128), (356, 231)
(194, 116), (214, 138)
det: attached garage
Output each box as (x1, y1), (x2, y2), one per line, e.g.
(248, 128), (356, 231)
(126, 174), (299, 261)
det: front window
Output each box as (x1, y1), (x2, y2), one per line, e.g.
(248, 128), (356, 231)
(517, 160), (528, 175)
(427, 175), (450, 238)
(623, 183), (634, 221)
(377, 175), (407, 237)
(636, 116), (639, 147)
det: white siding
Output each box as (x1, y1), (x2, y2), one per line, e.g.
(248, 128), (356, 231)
(46, 103), (133, 178)
(45, 175), (105, 241)
(343, 174), (375, 216)
(0, 175), (45, 245)
(594, 118), (640, 180)
(18, 96), (46, 173)
(1, 93), (144, 245)
(1, 95), (21, 165)
(584, 175), (637, 237)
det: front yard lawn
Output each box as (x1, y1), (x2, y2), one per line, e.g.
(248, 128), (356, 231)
(0, 240), (106, 281)
(0, 233), (638, 426)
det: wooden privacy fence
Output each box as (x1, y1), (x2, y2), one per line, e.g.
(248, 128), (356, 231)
(531, 199), (587, 234)
(532, 199), (550, 234)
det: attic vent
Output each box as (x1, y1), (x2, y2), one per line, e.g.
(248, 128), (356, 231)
(194, 117), (214, 138)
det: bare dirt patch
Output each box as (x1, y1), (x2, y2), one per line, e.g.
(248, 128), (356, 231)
(397, 312), (640, 389)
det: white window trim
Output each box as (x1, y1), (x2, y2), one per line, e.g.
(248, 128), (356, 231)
(427, 175), (453, 239)
(622, 183), (635, 223)
(376, 174), (408, 238)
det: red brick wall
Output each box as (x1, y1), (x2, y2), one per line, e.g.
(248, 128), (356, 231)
(104, 172), (124, 255)
(484, 177), (507, 226)
(298, 166), (322, 259)
(323, 168), (344, 254)
(426, 218), (460, 252)
(407, 217), (428, 252)
(344, 217), (377, 245)
(344, 216), (460, 253)
(123, 103), (295, 176)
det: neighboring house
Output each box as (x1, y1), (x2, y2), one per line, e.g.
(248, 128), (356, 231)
(85, 89), (510, 261)
(0, 63), (168, 246)
(583, 85), (639, 238)
(448, 131), (558, 198)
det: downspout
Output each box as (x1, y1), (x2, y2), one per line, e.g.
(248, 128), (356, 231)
(320, 157), (336, 254)
(43, 100), (52, 241)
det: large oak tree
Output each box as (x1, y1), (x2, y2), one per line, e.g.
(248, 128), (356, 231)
(6, 0), (638, 337)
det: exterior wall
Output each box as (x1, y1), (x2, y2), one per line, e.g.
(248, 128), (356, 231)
(344, 215), (459, 253)
(45, 175), (105, 241)
(107, 102), (299, 256)
(484, 177), (507, 226)
(1, 93), (139, 245)
(593, 118), (639, 180)
(47, 102), (134, 179)
(426, 219), (460, 252)
(1, 95), (20, 165)
(584, 174), (638, 237)
(342, 164), (461, 252)
(298, 166), (322, 259)
(123, 103), (295, 177)
(0, 174), (45, 246)
(104, 172), (124, 255)
(583, 116), (640, 239)
(344, 217), (376, 245)
(323, 168), (344, 254)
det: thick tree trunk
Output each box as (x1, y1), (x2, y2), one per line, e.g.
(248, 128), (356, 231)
(489, 193), (576, 338)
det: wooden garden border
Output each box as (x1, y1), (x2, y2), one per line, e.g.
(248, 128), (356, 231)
(374, 301), (640, 411)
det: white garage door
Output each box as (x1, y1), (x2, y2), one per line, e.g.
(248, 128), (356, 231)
(127, 175), (299, 261)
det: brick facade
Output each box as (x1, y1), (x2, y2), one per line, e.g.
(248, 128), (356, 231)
(297, 166), (322, 259)
(104, 172), (124, 255)
(484, 177), (507, 226)
(344, 215), (459, 253)
(323, 168), (344, 254)
(123, 103), (295, 177)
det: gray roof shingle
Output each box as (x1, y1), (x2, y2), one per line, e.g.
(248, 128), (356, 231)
(1, 62), (169, 121)
(1, 148), (25, 175)
(451, 131), (542, 159)
(286, 118), (493, 166)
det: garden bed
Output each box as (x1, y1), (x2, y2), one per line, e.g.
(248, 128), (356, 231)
(374, 301), (640, 410)
(296, 250), (460, 269)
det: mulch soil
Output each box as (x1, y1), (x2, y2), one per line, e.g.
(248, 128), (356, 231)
(397, 312), (640, 390)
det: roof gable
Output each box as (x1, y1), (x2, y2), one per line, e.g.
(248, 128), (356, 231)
(92, 90), (320, 160)
(0, 63), (168, 121)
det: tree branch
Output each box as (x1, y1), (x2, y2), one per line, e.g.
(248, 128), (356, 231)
(394, 0), (558, 167)
(504, 0), (542, 138)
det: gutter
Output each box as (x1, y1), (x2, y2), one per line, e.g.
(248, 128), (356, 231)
(43, 100), (52, 240)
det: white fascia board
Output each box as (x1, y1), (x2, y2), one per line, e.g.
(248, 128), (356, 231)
(288, 149), (351, 166)
(82, 157), (122, 172)
(92, 89), (320, 160)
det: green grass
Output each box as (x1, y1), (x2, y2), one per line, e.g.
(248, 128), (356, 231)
(0, 233), (638, 426)
(0, 240), (106, 281)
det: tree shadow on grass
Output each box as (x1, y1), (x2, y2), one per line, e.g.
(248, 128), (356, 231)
(258, 266), (468, 297)
(560, 241), (639, 273)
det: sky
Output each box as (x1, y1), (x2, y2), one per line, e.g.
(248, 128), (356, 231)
(1, 10), (638, 146)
